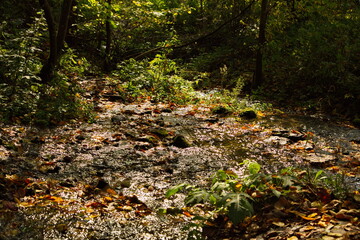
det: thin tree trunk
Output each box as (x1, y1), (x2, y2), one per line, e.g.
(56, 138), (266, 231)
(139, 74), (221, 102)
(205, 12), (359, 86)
(38, 0), (57, 82)
(38, 0), (73, 83)
(57, 0), (74, 55)
(253, 0), (269, 89)
(104, 0), (112, 72)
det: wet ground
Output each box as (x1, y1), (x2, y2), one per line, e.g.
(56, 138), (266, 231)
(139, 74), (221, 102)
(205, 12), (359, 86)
(1, 82), (359, 239)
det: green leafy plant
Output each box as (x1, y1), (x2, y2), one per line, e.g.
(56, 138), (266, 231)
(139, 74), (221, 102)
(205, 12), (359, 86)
(0, 14), (44, 123)
(299, 168), (351, 200)
(166, 162), (264, 225)
(165, 160), (356, 239)
(34, 76), (94, 126)
(114, 53), (196, 104)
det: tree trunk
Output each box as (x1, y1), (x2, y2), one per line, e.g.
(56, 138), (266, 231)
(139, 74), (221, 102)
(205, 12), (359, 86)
(38, 0), (74, 83)
(57, 0), (73, 55)
(104, 0), (112, 72)
(253, 0), (269, 89)
(38, 0), (57, 82)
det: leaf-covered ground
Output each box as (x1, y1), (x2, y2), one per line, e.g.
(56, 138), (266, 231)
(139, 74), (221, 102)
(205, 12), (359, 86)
(1, 79), (359, 239)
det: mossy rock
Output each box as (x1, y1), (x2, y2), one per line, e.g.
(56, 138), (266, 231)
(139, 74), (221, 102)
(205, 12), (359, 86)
(172, 135), (191, 148)
(239, 110), (257, 119)
(137, 135), (158, 145)
(211, 106), (232, 115)
(150, 128), (169, 137)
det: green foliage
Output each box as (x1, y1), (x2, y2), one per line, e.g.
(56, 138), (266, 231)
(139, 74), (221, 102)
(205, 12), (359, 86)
(114, 53), (196, 103)
(0, 14), (44, 123)
(60, 48), (91, 76)
(300, 168), (351, 200)
(263, 1), (360, 114)
(0, 13), (93, 125)
(34, 77), (94, 126)
(166, 161), (355, 237)
(166, 162), (262, 226)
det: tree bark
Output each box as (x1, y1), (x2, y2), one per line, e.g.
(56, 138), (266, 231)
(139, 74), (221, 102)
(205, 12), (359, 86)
(253, 0), (269, 89)
(38, 0), (57, 82)
(104, 0), (112, 72)
(57, 0), (73, 55)
(38, 0), (74, 83)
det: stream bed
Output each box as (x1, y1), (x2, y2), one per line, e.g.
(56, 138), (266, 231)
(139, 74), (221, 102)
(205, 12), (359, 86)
(1, 96), (359, 239)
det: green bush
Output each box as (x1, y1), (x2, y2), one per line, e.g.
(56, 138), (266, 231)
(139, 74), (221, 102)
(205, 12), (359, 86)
(0, 14), (93, 125)
(114, 53), (196, 104)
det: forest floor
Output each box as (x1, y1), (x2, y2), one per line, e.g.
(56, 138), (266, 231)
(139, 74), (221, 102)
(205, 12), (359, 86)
(1, 79), (360, 239)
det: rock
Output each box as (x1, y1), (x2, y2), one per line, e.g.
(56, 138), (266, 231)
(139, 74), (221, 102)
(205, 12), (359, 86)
(111, 114), (127, 124)
(75, 134), (86, 141)
(150, 128), (169, 138)
(304, 153), (336, 166)
(264, 136), (290, 145)
(172, 135), (191, 148)
(62, 156), (73, 163)
(239, 110), (257, 119)
(353, 118), (360, 128)
(161, 108), (173, 113)
(137, 135), (158, 145)
(135, 142), (153, 150)
(204, 118), (219, 123)
(212, 106), (232, 115)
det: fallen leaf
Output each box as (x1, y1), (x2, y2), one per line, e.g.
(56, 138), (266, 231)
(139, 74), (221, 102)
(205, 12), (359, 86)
(289, 210), (319, 220)
(183, 211), (192, 217)
(287, 236), (298, 240)
(272, 221), (285, 227)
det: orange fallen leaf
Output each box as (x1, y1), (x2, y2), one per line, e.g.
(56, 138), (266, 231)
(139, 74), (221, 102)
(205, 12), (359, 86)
(289, 210), (319, 220)
(42, 195), (64, 203)
(183, 211), (192, 217)
(106, 188), (117, 195)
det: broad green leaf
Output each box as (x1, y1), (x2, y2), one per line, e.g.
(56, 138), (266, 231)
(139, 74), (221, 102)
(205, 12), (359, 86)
(185, 189), (210, 206)
(221, 193), (254, 224)
(248, 162), (261, 175)
(272, 189), (282, 198)
(314, 170), (324, 181)
(165, 183), (188, 198)
(281, 175), (294, 187)
(211, 181), (230, 193)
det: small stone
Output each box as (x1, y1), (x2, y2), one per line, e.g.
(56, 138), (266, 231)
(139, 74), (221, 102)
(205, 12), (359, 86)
(150, 128), (169, 138)
(111, 115), (127, 124)
(161, 108), (172, 113)
(212, 106), (231, 115)
(205, 118), (219, 123)
(137, 135), (158, 145)
(119, 179), (131, 188)
(62, 156), (73, 163)
(172, 135), (191, 148)
(239, 110), (257, 119)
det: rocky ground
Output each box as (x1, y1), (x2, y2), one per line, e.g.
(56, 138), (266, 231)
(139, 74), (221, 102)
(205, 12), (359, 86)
(1, 79), (360, 239)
